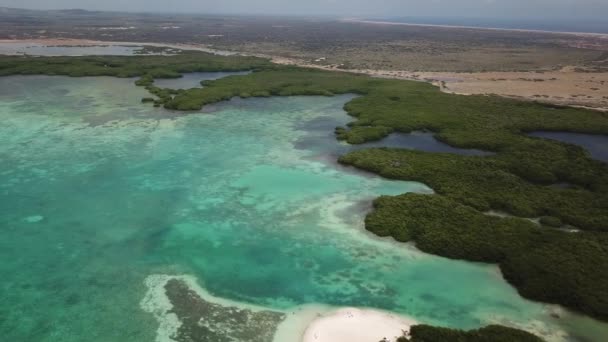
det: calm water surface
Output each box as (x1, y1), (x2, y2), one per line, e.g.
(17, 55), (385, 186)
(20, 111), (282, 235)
(296, 115), (493, 158)
(153, 71), (252, 89)
(0, 42), (144, 56)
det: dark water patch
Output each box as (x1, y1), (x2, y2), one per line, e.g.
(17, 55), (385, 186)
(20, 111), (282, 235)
(295, 126), (493, 158)
(165, 279), (285, 342)
(359, 132), (494, 156)
(296, 115), (346, 132)
(548, 182), (580, 190)
(153, 71), (252, 90)
(294, 115), (350, 157)
(528, 131), (608, 163)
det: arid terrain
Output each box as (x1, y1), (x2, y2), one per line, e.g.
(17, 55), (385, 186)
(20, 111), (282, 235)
(2, 6), (607, 109)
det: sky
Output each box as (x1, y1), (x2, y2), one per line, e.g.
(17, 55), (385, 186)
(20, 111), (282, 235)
(1, 0), (607, 20)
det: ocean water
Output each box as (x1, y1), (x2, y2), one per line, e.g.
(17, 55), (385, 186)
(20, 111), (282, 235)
(370, 17), (608, 34)
(1, 75), (607, 342)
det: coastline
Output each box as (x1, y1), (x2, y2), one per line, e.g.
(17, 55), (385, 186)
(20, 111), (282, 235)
(0, 38), (237, 56)
(141, 274), (574, 342)
(340, 18), (608, 39)
(142, 274), (418, 342)
(1, 38), (606, 111)
(301, 307), (416, 342)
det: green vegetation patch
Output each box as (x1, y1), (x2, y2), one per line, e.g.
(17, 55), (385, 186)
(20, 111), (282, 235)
(355, 192), (608, 319)
(0, 51), (270, 78)
(400, 324), (544, 342)
(339, 149), (607, 231)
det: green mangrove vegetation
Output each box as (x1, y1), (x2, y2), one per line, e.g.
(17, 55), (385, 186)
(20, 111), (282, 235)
(399, 324), (544, 342)
(1, 51), (608, 321)
(0, 51), (270, 78)
(351, 191), (608, 320)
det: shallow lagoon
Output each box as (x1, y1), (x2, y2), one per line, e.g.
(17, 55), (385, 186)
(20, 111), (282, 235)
(153, 71), (252, 89)
(295, 115), (493, 158)
(0, 42), (144, 56)
(1, 76), (607, 341)
(360, 131), (493, 156)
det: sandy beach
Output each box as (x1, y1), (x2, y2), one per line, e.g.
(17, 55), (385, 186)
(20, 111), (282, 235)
(302, 307), (416, 342)
(143, 274), (417, 342)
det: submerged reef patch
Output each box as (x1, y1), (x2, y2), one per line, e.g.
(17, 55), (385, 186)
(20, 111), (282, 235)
(142, 275), (285, 342)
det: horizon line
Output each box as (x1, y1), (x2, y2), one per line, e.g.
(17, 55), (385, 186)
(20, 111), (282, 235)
(1, 6), (607, 36)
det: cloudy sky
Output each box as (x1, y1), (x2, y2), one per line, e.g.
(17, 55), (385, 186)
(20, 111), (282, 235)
(1, 0), (607, 20)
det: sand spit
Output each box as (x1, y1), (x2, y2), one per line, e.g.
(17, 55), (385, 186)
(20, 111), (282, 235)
(141, 275), (183, 342)
(142, 274), (421, 342)
(302, 307), (416, 342)
(141, 274), (286, 342)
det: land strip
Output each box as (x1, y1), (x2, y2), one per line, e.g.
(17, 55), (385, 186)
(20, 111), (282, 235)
(3, 38), (607, 111)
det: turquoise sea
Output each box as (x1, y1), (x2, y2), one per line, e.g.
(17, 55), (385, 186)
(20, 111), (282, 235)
(1, 75), (607, 341)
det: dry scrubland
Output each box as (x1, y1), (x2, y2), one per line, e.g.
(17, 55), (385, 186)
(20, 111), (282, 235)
(0, 7), (606, 72)
(233, 40), (600, 72)
(317, 66), (608, 111)
(2, 7), (606, 109)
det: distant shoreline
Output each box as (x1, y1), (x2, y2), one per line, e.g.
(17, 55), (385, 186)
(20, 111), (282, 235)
(341, 18), (608, 38)
(2, 38), (607, 112)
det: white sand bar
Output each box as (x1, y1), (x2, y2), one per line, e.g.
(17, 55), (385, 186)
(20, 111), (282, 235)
(302, 307), (417, 342)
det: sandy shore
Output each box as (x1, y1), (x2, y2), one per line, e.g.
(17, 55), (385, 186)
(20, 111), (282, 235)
(302, 307), (416, 342)
(143, 274), (417, 342)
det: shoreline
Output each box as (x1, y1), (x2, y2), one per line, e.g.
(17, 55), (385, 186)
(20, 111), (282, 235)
(141, 274), (418, 342)
(0, 38), (238, 56)
(340, 18), (608, 39)
(1, 38), (606, 111)
(141, 274), (572, 342)
(301, 307), (416, 342)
